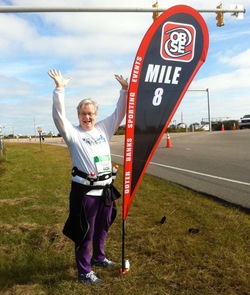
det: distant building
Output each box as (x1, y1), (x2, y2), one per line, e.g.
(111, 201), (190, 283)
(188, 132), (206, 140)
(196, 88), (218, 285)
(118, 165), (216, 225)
(201, 124), (209, 131)
(177, 123), (187, 129)
(47, 131), (56, 137)
(190, 123), (201, 130)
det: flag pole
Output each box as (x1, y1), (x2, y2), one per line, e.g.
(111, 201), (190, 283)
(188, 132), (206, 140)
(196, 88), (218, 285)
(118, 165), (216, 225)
(120, 218), (130, 273)
(121, 219), (126, 272)
(120, 184), (128, 273)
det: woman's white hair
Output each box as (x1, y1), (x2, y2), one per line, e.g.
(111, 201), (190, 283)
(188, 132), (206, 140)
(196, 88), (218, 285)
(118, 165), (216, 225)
(77, 98), (98, 114)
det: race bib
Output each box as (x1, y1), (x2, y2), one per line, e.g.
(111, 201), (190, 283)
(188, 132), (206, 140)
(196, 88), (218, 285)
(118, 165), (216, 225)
(94, 155), (111, 175)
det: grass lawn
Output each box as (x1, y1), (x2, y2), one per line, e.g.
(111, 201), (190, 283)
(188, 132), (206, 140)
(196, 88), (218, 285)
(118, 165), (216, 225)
(0, 142), (249, 295)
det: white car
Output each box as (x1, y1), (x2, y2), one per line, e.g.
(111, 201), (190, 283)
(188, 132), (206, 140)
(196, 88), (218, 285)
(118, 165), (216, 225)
(239, 114), (250, 129)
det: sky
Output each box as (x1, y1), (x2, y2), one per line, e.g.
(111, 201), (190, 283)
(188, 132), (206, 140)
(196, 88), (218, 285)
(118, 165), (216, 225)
(0, 0), (249, 136)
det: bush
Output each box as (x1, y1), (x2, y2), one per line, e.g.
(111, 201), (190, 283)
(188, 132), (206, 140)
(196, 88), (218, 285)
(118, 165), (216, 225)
(213, 120), (238, 131)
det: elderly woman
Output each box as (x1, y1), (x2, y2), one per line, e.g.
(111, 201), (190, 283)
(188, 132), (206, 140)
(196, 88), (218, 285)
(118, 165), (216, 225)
(48, 69), (128, 284)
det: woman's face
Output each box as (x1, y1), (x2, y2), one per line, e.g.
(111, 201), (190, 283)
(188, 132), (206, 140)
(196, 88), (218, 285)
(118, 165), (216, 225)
(78, 104), (97, 131)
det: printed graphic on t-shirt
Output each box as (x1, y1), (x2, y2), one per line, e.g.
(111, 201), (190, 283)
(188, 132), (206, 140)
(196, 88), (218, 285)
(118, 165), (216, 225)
(82, 134), (106, 146)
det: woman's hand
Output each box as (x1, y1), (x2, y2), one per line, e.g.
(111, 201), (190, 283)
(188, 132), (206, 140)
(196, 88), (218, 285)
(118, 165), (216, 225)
(48, 69), (72, 89)
(115, 74), (128, 90)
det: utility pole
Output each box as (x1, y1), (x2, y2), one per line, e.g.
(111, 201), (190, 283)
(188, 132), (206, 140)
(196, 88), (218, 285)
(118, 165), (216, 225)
(187, 89), (212, 132)
(206, 88), (211, 132)
(0, 126), (4, 157)
(34, 118), (37, 138)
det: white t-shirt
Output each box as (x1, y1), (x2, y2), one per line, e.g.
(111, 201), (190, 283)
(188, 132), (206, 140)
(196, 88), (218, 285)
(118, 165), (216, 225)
(52, 88), (127, 195)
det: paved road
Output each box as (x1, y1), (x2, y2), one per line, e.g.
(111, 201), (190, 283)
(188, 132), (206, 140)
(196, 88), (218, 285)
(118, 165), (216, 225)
(110, 130), (250, 210)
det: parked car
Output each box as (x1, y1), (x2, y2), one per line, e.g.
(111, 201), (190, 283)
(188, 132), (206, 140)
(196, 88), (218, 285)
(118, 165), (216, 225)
(239, 114), (250, 129)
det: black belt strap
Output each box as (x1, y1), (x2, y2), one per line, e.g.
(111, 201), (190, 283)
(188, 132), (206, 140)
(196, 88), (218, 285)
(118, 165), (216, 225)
(72, 167), (112, 182)
(72, 167), (88, 179)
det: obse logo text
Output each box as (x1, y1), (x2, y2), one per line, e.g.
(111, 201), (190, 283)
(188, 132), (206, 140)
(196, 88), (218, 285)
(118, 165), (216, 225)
(160, 22), (196, 62)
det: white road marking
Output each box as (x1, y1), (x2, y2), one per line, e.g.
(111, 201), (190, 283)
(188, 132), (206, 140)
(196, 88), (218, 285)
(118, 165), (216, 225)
(111, 154), (250, 187)
(150, 161), (250, 187)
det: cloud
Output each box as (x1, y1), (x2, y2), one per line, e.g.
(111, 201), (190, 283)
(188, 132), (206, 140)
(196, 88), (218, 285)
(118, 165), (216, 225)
(0, 0), (250, 134)
(220, 48), (250, 69)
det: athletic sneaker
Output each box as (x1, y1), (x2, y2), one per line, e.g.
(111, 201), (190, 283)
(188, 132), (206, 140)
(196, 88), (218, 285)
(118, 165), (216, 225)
(78, 271), (103, 284)
(91, 257), (117, 267)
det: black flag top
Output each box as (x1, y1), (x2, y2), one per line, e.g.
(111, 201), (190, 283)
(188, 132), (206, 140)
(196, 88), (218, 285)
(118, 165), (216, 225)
(123, 5), (209, 220)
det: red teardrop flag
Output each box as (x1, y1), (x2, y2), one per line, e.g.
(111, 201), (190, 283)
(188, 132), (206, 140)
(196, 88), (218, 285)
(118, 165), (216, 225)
(123, 5), (209, 220)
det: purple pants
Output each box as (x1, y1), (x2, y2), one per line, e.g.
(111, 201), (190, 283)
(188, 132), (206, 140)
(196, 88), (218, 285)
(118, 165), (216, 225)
(75, 194), (113, 274)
